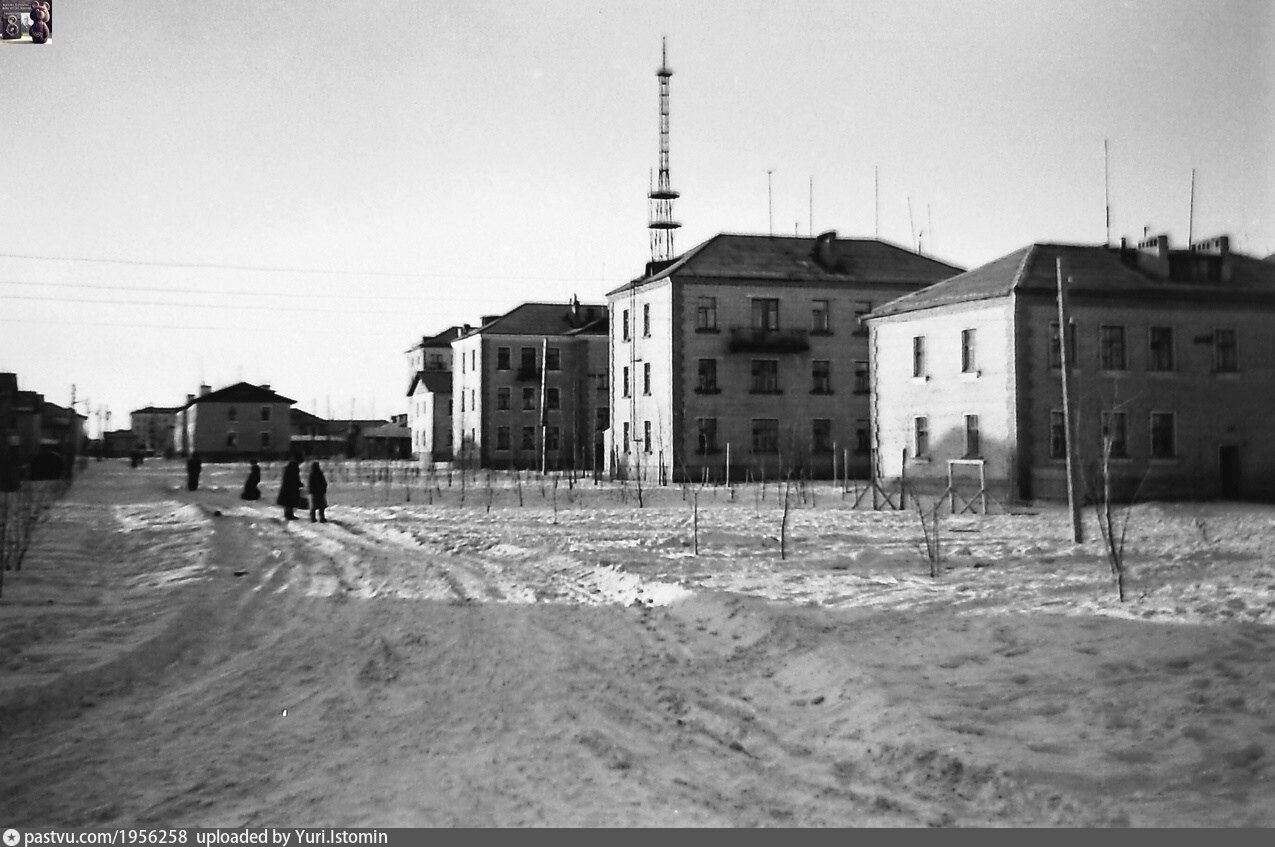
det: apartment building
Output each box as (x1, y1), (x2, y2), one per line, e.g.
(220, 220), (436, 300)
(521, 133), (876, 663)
(866, 235), (1275, 501)
(451, 299), (608, 471)
(130, 405), (180, 455)
(606, 231), (963, 482)
(405, 327), (463, 464)
(178, 382), (296, 461)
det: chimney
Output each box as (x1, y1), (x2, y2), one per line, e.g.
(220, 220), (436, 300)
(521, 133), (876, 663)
(259, 384), (270, 391)
(1135, 233), (1171, 279)
(186, 393), (195, 406)
(813, 230), (840, 270)
(199, 384), (211, 396)
(1190, 234), (1233, 282)
(462, 323), (472, 334)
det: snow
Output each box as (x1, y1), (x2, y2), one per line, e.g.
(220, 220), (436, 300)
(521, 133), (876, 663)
(2, 460), (1274, 827)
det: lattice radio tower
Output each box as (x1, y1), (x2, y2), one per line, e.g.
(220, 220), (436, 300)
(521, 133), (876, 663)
(648, 37), (680, 264)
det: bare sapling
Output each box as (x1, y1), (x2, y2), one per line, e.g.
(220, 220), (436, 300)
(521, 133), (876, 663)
(1091, 428), (1145, 603)
(916, 491), (943, 578)
(692, 487), (700, 555)
(484, 469), (494, 513)
(551, 475), (560, 525)
(780, 473), (793, 560)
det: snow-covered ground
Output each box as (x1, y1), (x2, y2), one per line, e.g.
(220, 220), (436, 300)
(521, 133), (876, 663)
(2, 460), (1273, 827)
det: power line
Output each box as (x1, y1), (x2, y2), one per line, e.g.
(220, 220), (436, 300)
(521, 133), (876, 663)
(0, 277), (492, 303)
(0, 292), (413, 316)
(0, 316), (391, 336)
(0, 251), (608, 284)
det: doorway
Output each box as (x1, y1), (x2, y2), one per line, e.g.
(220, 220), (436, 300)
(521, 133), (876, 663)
(1218, 445), (1241, 499)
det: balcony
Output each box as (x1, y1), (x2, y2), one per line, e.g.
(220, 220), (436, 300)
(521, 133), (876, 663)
(727, 327), (810, 354)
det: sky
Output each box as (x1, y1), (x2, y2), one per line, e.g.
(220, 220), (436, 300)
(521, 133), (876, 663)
(2, 0), (1272, 435)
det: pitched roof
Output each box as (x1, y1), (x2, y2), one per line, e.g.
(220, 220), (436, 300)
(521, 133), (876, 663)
(407, 370), (452, 397)
(364, 422), (410, 439)
(459, 302), (607, 339)
(405, 326), (465, 353)
(868, 242), (1275, 319)
(132, 405), (180, 415)
(187, 382), (296, 407)
(607, 232), (965, 296)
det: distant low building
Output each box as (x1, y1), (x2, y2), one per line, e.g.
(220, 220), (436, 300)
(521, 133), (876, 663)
(178, 382), (296, 461)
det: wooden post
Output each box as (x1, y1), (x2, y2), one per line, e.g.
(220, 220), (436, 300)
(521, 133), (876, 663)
(539, 336), (548, 476)
(1057, 258), (1084, 542)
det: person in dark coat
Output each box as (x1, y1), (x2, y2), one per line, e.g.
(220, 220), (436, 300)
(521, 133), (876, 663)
(241, 460), (262, 501)
(276, 453), (303, 520)
(186, 452), (202, 491)
(307, 461), (328, 523)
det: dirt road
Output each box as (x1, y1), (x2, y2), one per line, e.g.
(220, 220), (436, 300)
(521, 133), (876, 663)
(2, 463), (1272, 826)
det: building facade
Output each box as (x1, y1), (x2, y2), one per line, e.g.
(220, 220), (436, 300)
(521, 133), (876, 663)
(130, 405), (180, 456)
(178, 382), (296, 461)
(866, 235), (1275, 502)
(405, 327), (462, 465)
(606, 232), (964, 483)
(451, 300), (608, 471)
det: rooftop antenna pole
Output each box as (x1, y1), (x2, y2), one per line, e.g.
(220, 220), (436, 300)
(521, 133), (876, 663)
(907, 195), (917, 252)
(874, 165), (880, 239)
(647, 37), (680, 264)
(1188, 167), (1196, 245)
(809, 176), (813, 236)
(927, 202), (934, 255)
(1104, 138), (1111, 246)
(767, 169), (775, 236)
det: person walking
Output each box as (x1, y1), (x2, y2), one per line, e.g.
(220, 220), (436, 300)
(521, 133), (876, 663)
(307, 461), (329, 523)
(185, 452), (202, 491)
(240, 459), (262, 501)
(276, 453), (303, 520)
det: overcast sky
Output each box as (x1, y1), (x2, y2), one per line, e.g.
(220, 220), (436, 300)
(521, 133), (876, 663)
(3, 0), (1272, 434)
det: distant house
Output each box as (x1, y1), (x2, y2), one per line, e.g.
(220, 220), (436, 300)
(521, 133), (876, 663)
(0, 374), (86, 484)
(130, 405), (180, 456)
(405, 326), (463, 464)
(866, 235), (1275, 502)
(452, 298), (609, 471)
(364, 415), (412, 460)
(606, 231), (964, 483)
(178, 382), (296, 461)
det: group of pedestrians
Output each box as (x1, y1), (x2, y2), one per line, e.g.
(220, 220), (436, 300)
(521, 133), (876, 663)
(185, 452), (331, 523)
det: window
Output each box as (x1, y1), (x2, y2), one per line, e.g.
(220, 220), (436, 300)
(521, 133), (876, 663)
(643, 420), (652, 453)
(751, 298), (779, 331)
(496, 426), (511, 451)
(1150, 412), (1176, 459)
(460, 352), (466, 374)
(961, 329), (977, 373)
(964, 414), (980, 458)
(853, 301), (872, 336)
(522, 387), (536, 410)
(912, 336), (926, 378)
(497, 387), (511, 410)
(228, 406), (238, 423)
(642, 303), (651, 337)
(750, 359), (780, 393)
(470, 389), (475, 410)
(1049, 321), (1077, 369)
(853, 360), (869, 394)
(260, 406), (271, 422)
(622, 309), (630, 341)
(459, 393), (465, 412)
(696, 418), (719, 454)
(696, 359), (718, 393)
(545, 347), (561, 371)
(596, 407), (609, 431)
(855, 421), (870, 455)
(643, 362), (651, 395)
(497, 347), (511, 370)
(546, 426), (561, 452)
(1100, 411), (1129, 458)
(1099, 325), (1126, 370)
(622, 366), (630, 398)
(520, 347), (536, 372)
(752, 419), (779, 454)
(622, 422), (631, 453)
(696, 296), (718, 331)
(812, 418), (832, 453)
(471, 349), (477, 371)
(1148, 326), (1174, 372)
(428, 353), (444, 370)
(546, 387), (560, 410)
(812, 360), (832, 394)
(226, 431), (238, 449)
(260, 431), (271, 449)
(521, 426), (536, 451)
(1214, 329), (1238, 372)
(1049, 410), (1067, 459)
(811, 299), (830, 333)
(913, 417), (929, 458)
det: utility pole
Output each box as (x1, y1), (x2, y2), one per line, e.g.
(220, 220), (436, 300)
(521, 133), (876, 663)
(767, 169), (774, 236)
(539, 337), (549, 475)
(1057, 257), (1083, 543)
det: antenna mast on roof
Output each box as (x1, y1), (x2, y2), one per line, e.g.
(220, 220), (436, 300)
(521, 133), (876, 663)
(648, 37), (680, 264)
(766, 169), (775, 236)
(1104, 138), (1111, 246)
(874, 166), (880, 240)
(907, 195), (917, 252)
(1188, 167), (1196, 245)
